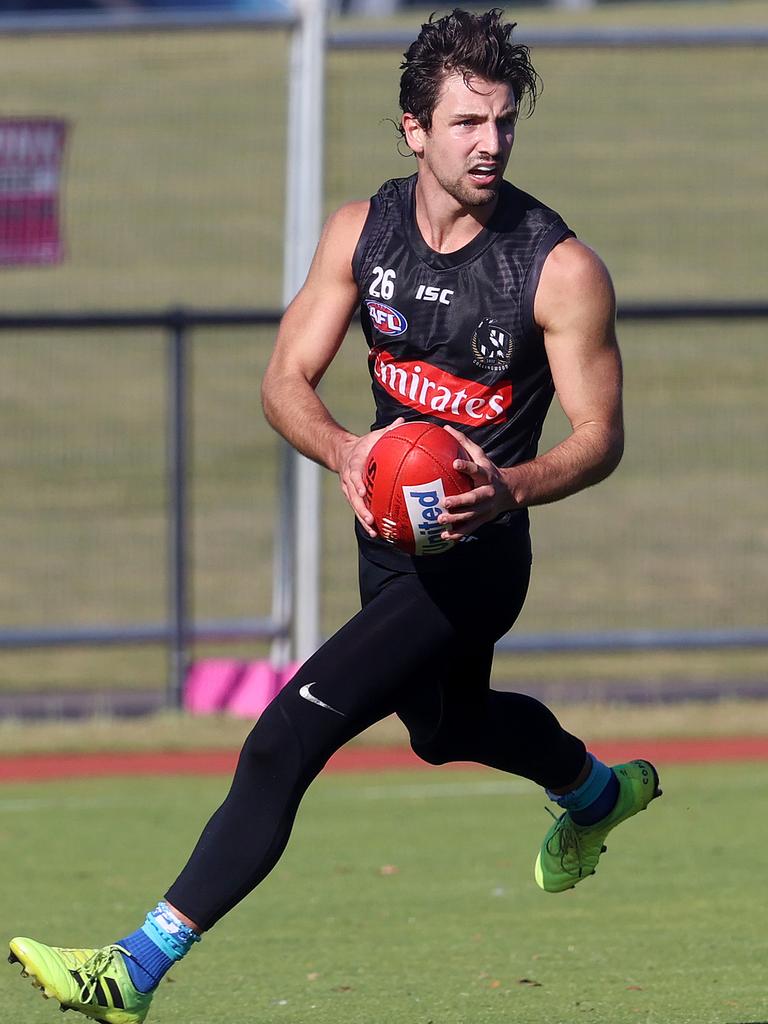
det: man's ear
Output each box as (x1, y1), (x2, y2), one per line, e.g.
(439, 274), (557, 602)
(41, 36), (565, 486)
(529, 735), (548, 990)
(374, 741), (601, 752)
(401, 112), (426, 155)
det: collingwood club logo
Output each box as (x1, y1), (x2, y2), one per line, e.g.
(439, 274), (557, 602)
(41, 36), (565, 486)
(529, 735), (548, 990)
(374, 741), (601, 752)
(471, 318), (514, 372)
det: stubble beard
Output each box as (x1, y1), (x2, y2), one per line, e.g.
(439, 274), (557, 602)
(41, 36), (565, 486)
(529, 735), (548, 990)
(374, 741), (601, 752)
(439, 169), (501, 209)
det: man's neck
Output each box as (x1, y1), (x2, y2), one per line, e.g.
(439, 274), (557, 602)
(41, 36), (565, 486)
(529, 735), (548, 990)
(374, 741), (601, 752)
(413, 177), (499, 254)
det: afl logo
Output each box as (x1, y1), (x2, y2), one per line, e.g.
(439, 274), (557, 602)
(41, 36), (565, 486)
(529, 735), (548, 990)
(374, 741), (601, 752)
(366, 300), (408, 337)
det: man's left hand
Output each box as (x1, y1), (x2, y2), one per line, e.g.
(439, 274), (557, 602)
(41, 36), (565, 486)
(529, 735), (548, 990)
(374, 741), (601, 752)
(438, 425), (516, 540)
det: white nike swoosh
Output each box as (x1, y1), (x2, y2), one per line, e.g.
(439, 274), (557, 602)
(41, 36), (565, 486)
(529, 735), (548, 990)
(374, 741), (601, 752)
(298, 682), (345, 716)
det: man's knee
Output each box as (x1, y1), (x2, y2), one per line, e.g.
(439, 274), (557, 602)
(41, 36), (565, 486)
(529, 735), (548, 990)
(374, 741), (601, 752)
(238, 699), (303, 775)
(241, 682), (359, 782)
(399, 683), (480, 766)
(410, 730), (465, 766)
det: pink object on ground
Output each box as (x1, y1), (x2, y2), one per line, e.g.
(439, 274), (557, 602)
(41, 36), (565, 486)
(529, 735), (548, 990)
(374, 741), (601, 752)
(183, 659), (245, 714)
(224, 660), (282, 718)
(278, 661), (302, 688)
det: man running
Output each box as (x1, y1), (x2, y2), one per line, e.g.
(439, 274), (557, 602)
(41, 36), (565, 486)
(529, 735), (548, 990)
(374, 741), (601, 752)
(9, 11), (660, 1023)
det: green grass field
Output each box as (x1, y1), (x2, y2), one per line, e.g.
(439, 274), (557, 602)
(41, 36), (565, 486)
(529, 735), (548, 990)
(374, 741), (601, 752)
(0, 2), (766, 692)
(2, 762), (767, 1023)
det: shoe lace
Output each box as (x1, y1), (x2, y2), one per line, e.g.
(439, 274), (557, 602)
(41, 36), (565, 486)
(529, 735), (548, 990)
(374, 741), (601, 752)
(77, 945), (129, 1005)
(544, 807), (584, 878)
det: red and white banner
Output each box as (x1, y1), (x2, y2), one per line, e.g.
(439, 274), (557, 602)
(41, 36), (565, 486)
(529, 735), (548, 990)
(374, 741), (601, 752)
(0, 117), (68, 267)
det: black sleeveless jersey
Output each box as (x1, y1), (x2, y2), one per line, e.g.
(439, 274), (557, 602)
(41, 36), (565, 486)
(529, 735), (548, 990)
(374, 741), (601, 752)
(351, 173), (574, 570)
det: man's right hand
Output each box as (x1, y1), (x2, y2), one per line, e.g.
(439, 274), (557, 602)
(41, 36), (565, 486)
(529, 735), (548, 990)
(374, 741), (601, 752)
(336, 418), (405, 537)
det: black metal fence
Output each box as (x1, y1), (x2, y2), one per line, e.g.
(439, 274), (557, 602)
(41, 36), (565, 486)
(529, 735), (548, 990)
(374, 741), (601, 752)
(0, 308), (285, 707)
(1, 301), (766, 710)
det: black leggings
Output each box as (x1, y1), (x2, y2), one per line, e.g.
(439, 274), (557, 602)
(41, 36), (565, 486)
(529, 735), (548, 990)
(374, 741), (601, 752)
(165, 530), (586, 930)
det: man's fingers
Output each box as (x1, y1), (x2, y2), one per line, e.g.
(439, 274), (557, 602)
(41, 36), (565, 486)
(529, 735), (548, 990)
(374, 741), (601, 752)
(440, 509), (476, 526)
(341, 478), (376, 534)
(443, 424), (484, 461)
(357, 514), (377, 537)
(443, 424), (468, 443)
(351, 493), (374, 526)
(378, 416), (406, 438)
(353, 505), (377, 536)
(440, 521), (479, 541)
(348, 468), (367, 498)
(439, 504), (493, 540)
(444, 485), (493, 511)
(453, 458), (487, 482)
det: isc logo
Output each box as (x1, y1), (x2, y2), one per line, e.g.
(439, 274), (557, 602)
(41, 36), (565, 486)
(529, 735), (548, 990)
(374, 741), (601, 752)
(415, 284), (453, 305)
(402, 478), (454, 556)
(365, 300), (408, 336)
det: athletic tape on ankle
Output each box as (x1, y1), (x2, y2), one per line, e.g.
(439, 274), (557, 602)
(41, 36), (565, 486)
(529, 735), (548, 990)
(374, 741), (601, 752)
(141, 901), (201, 961)
(547, 754), (612, 811)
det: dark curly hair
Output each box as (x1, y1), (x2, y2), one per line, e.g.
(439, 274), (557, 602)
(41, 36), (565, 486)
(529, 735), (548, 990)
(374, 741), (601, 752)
(398, 9), (539, 139)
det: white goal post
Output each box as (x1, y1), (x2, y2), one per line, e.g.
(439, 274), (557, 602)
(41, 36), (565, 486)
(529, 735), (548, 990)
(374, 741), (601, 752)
(281, 0), (326, 662)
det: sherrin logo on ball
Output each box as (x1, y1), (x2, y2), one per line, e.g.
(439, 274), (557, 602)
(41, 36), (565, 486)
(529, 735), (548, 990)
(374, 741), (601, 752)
(364, 421), (472, 556)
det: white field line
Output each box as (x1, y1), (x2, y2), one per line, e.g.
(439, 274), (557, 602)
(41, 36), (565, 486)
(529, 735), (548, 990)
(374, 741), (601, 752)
(0, 795), (143, 813)
(341, 779), (535, 801)
(0, 779), (537, 814)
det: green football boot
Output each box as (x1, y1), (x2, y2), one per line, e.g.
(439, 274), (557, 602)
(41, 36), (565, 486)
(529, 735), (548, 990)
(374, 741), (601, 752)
(534, 759), (662, 893)
(8, 937), (153, 1024)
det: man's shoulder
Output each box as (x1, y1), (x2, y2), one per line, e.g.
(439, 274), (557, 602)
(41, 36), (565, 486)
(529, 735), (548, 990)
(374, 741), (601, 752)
(321, 200), (372, 257)
(542, 237), (611, 289)
(535, 237), (615, 329)
(326, 172), (414, 240)
(501, 180), (557, 213)
(499, 181), (567, 230)
(328, 199), (371, 232)
(370, 174), (416, 208)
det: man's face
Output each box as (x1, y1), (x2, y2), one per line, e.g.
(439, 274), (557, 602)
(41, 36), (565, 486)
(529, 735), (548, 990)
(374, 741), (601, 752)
(405, 72), (517, 207)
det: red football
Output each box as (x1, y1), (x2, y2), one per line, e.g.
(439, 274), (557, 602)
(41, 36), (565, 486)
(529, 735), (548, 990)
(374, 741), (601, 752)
(364, 421), (472, 556)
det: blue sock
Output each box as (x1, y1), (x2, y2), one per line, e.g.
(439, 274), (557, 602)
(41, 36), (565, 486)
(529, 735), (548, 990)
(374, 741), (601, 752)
(546, 754), (619, 826)
(117, 901), (201, 993)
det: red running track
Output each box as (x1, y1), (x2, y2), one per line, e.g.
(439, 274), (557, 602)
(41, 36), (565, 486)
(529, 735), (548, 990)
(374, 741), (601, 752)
(1, 736), (768, 783)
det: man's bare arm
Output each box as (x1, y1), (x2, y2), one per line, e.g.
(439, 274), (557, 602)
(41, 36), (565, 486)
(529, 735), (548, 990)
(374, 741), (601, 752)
(261, 201), (404, 535)
(500, 237), (623, 506)
(439, 238), (623, 536)
(261, 201), (368, 473)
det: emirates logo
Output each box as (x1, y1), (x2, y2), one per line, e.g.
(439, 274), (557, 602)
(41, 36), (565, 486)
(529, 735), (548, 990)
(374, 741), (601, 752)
(370, 348), (510, 426)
